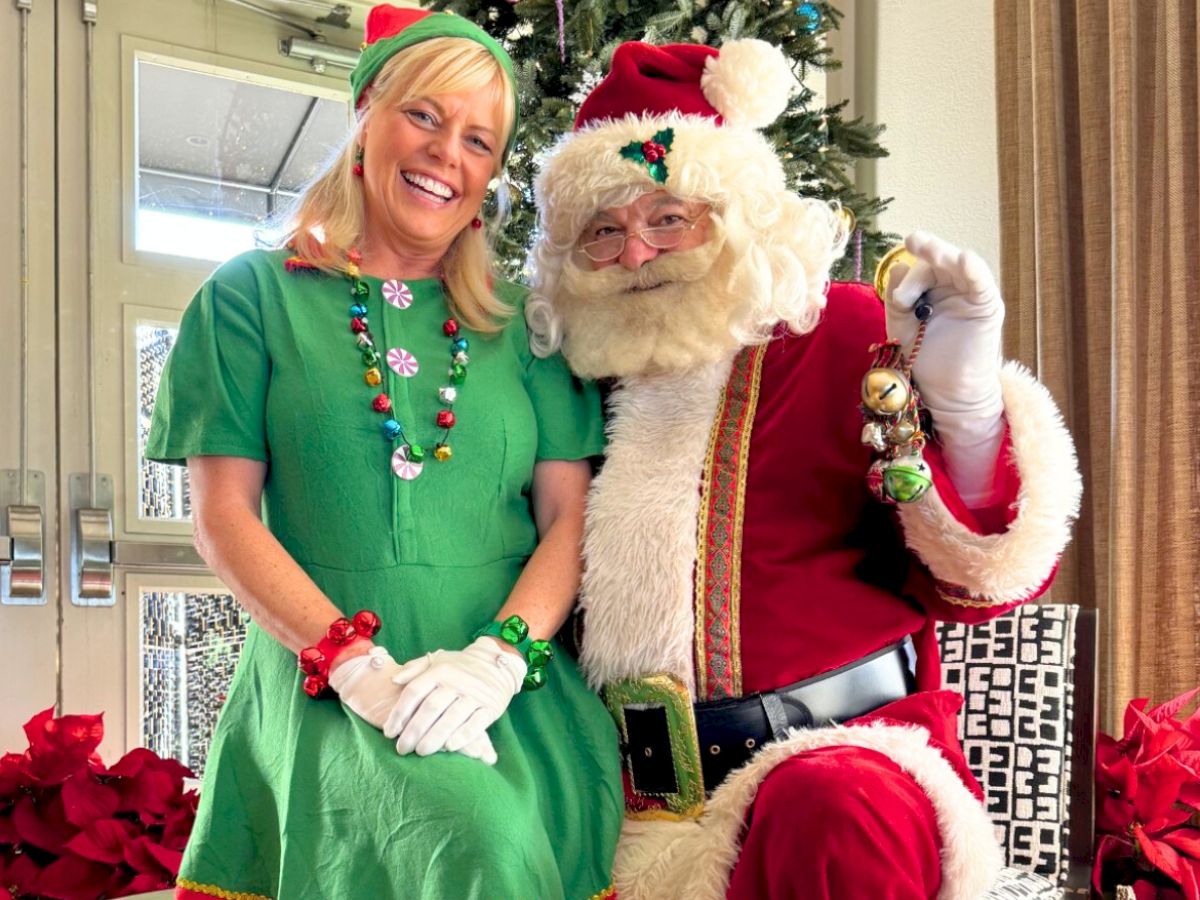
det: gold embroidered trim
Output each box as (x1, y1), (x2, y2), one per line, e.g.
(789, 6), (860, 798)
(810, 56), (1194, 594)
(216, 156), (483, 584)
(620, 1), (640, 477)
(586, 884), (618, 899)
(176, 879), (274, 900)
(935, 579), (1006, 609)
(694, 344), (764, 700)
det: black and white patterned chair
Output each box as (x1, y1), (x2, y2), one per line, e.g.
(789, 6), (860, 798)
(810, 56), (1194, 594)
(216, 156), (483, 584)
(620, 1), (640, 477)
(938, 604), (1099, 899)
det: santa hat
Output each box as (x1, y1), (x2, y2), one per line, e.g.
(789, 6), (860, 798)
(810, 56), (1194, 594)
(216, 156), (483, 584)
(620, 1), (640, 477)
(534, 39), (797, 248)
(349, 4), (518, 158)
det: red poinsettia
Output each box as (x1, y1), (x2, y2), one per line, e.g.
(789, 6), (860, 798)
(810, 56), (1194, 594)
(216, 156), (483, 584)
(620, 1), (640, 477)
(0, 707), (197, 900)
(1094, 688), (1200, 899)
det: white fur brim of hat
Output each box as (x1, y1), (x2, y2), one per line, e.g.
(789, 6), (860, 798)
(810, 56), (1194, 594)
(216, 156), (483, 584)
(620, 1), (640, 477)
(535, 39), (796, 249)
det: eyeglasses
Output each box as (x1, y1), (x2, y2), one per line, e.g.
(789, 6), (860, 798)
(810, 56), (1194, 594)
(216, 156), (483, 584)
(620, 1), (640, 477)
(577, 214), (708, 263)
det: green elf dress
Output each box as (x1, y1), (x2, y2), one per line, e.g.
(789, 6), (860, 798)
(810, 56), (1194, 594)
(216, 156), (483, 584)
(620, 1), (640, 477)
(147, 248), (622, 900)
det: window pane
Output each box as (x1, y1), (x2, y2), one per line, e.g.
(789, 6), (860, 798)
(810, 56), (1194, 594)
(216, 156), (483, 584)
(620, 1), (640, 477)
(140, 588), (249, 776)
(135, 59), (349, 263)
(136, 323), (189, 521)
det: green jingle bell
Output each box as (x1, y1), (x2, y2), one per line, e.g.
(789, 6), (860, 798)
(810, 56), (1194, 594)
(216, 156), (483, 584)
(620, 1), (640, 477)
(407, 443), (426, 464)
(362, 348), (381, 367)
(352, 279), (370, 298)
(522, 667), (548, 691)
(527, 639), (554, 669)
(449, 363), (467, 385)
(499, 614), (529, 645)
(882, 454), (932, 504)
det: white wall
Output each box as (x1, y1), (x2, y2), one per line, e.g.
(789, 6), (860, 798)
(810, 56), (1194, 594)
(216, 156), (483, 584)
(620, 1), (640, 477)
(828, 0), (1001, 272)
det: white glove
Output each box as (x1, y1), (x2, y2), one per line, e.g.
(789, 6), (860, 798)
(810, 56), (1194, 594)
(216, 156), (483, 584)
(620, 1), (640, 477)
(383, 637), (527, 765)
(329, 646), (497, 763)
(884, 231), (1007, 507)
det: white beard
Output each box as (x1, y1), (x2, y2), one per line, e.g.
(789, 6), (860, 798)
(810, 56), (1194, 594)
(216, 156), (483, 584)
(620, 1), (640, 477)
(555, 238), (750, 379)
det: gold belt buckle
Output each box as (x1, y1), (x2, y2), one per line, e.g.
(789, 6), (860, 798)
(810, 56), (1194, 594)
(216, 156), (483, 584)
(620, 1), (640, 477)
(604, 673), (705, 819)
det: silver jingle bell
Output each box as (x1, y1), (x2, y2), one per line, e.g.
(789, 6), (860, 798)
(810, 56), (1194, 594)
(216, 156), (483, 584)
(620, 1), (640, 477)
(861, 421), (888, 453)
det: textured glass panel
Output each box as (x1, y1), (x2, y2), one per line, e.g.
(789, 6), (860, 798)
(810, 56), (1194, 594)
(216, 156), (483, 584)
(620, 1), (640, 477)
(140, 588), (249, 776)
(136, 323), (190, 521)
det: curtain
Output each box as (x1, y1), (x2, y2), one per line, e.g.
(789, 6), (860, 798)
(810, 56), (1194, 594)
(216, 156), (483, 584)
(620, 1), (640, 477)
(994, 0), (1199, 731)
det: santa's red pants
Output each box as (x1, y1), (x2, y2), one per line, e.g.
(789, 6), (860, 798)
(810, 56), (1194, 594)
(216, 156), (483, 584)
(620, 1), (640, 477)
(725, 745), (944, 900)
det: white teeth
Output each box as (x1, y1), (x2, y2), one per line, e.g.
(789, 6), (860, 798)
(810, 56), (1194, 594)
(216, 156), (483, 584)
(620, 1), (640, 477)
(403, 172), (454, 199)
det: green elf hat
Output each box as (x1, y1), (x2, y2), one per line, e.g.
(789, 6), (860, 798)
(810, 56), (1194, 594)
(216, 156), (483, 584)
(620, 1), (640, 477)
(349, 4), (518, 159)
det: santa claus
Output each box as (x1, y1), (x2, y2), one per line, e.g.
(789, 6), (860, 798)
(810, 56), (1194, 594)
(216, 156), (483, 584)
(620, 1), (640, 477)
(527, 37), (1082, 900)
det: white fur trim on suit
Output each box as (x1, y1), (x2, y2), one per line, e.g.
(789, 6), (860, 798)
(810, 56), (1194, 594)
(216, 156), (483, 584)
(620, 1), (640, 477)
(578, 358), (735, 693)
(898, 361), (1082, 604)
(700, 39), (796, 128)
(613, 723), (1003, 900)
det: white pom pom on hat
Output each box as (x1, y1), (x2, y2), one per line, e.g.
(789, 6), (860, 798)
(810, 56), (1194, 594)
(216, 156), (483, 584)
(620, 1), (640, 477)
(701, 38), (797, 128)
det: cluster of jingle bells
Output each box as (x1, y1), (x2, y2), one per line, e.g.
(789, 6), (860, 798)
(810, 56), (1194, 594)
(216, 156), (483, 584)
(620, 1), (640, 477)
(860, 246), (935, 505)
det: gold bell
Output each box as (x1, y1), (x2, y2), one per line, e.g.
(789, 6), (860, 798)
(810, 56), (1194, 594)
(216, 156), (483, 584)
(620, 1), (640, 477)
(837, 206), (857, 235)
(433, 444), (453, 462)
(861, 367), (911, 415)
(365, 367), (382, 386)
(885, 415), (918, 446)
(874, 245), (918, 302)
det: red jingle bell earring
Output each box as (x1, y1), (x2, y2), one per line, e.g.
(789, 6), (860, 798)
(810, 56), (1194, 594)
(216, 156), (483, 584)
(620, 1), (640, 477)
(353, 146), (364, 177)
(470, 217), (483, 230)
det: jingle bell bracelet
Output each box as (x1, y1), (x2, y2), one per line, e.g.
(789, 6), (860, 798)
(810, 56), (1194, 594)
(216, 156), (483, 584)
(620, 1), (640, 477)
(475, 614), (554, 691)
(297, 609), (383, 699)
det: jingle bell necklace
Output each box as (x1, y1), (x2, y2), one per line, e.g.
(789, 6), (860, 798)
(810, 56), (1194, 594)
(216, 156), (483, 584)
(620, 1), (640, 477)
(289, 248), (470, 481)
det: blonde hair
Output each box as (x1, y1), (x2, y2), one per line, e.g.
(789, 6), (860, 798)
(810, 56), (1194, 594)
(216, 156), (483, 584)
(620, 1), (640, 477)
(281, 38), (517, 332)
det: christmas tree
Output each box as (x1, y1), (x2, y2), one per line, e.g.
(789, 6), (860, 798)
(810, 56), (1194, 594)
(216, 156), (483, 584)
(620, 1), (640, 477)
(432, 0), (892, 282)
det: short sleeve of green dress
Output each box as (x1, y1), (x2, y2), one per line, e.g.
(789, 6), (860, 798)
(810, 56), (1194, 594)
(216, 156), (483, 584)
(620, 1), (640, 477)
(146, 250), (622, 900)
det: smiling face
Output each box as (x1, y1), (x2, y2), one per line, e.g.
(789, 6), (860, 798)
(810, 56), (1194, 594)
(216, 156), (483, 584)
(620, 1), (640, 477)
(359, 87), (502, 261)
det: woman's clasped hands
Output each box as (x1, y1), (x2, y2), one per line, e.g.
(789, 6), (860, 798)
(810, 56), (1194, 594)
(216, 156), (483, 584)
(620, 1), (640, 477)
(328, 640), (527, 766)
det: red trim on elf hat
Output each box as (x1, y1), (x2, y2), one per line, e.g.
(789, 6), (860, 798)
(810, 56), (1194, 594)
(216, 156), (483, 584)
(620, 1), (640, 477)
(574, 42), (723, 130)
(364, 5), (433, 46)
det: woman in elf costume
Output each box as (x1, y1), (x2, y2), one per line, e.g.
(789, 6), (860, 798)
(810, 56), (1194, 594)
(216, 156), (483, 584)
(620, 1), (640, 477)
(147, 6), (621, 898)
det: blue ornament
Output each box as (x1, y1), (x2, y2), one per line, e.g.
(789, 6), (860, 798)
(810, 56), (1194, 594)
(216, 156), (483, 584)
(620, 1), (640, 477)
(796, 2), (821, 33)
(382, 419), (403, 440)
(451, 337), (469, 353)
(350, 303), (368, 318)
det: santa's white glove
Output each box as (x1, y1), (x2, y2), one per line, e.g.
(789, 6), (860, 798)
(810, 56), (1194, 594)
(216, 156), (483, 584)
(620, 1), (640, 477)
(884, 231), (1007, 507)
(329, 646), (497, 763)
(383, 637), (526, 766)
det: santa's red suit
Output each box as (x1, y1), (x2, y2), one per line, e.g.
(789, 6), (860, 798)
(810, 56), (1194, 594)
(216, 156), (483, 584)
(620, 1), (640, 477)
(577, 281), (1079, 900)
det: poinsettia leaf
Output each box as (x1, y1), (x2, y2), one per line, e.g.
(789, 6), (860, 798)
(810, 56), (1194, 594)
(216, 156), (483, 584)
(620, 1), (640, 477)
(0, 848), (42, 894)
(60, 771), (119, 829)
(0, 812), (18, 845)
(1164, 828), (1200, 860)
(34, 852), (113, 900)
(1095, 833), (1136, 893)
(11, 793), (76, 854)
(21, 708), (56, 752)
(1134, 754), (1196, 824)
(143, 839), (183, 876)
(123, 835), (171, 876)
(63, 817), (137, 865)
(1135, 823), (1186, 883)
(118, 873), (172, 896)
(1149, 688), (1200, 724)
(1131, 881), (1160, 900)
(1147, 805), (1195, 832)
(1126, 697), (1152, 741)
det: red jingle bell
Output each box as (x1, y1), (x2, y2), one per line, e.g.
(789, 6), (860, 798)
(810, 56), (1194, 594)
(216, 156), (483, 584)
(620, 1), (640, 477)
(327, 618), (357, 645)
(350, 317), (368, 334)
(443, 318), (460, 337)
(436, 410), (456, 429)
(303, 674), (329, 698)
(372, 394), (392, 413)
(351, 610), (381, 637)
(298, 647), (326, 676)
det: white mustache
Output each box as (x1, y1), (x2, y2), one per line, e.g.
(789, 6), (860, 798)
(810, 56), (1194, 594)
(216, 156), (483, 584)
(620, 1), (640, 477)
(562, 238), (725, 301)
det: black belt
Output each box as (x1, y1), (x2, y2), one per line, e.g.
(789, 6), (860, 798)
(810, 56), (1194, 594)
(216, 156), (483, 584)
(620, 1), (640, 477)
(614, 639), (917, 802)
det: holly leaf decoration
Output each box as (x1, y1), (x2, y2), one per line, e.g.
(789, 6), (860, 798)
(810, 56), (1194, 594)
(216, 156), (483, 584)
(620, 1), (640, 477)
(619, 127), (676, 184)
